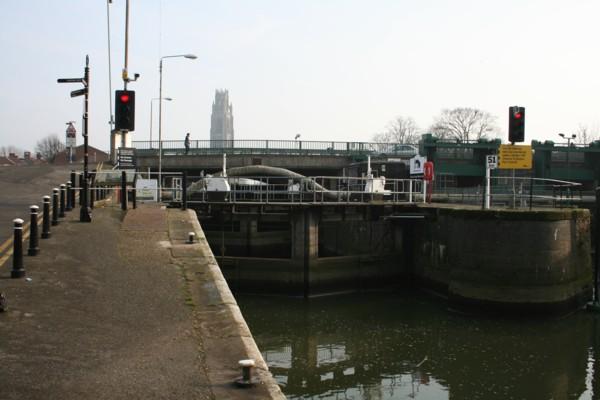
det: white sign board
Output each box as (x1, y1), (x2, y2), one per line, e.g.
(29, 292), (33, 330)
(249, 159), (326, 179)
(66, 123), (76, 148)
(410, 155), (427, 175)
(486, 155), (498, 169)
(136, 179), (158, 202)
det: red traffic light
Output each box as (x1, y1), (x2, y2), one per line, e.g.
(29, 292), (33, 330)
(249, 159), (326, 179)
(120, 93), (130, 103)
(514, 112), (522, 119)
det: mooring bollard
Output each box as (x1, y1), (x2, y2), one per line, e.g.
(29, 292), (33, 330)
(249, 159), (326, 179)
(65, 180), (72, 211)
(70, 171), (76, 206)
(235, 359), (257, 387)
(42, 196), (51, 239)
(59, 184), (66, 218)
(52, 188), (59, 226)
(187, 232), (195, 244)
(28, 205), (40, 256)
(11, 218), (25, 278)
(121, 171), (127, 211)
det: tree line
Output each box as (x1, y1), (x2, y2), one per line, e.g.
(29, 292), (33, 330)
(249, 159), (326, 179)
(372, 107), (599, 145)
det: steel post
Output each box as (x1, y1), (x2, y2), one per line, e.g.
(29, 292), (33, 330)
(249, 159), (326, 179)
(52, 188), (59, 226)
(121, 170), (127, 210)
(42, 195), (51, 239)
(70, 171), (77, 206)
(66, 180), (72, 211)
(182, 171), (187, 210)
(59, 184), (66, 218)
(28, 205), (40, 256)
(11, 218), (25, 278)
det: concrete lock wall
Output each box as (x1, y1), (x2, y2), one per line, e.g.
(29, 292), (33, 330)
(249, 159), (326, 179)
(205, 207), (408, 297)
(412, 207), (593, 314)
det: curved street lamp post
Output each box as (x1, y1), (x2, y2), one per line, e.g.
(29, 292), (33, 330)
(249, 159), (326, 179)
(158, 54), (197, 201)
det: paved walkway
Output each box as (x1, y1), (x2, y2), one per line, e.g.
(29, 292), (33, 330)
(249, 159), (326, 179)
(0, 203), (283, 399)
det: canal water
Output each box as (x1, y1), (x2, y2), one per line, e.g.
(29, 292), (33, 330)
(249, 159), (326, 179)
(237, 290), (600, 399)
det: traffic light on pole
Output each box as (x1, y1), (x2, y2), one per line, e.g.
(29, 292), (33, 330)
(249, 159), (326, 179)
(508, 106), (525, 143)
(115, 90), (135, 131)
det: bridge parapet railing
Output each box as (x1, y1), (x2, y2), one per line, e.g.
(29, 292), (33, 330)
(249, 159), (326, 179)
(132, 140), (418, 158)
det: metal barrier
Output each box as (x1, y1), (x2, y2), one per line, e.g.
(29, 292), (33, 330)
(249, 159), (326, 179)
(132, 139), (419, 158)
(183, 175), (425, 205)
(433, 177), (583, 209)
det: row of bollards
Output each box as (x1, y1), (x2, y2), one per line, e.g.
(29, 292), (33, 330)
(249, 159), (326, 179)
(9, 172), (111, 281)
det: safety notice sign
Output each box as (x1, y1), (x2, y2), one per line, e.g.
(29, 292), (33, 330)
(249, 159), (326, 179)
(498, 144), (532, 169)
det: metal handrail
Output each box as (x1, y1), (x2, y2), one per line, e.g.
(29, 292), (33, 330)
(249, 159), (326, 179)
(131, 139), (419, 157)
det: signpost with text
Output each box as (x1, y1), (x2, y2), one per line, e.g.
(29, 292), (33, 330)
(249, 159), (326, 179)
(498, 144), (532, 170)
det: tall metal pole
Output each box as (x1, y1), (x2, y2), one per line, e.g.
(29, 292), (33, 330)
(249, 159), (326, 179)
(123, 0), (129, 90)
(81, 56), (91, 222)
(150, 100), (153, 148)
(158, 59), (163, 201)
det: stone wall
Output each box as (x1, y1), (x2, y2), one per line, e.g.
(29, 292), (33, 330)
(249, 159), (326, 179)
(413, 207), (593, 314)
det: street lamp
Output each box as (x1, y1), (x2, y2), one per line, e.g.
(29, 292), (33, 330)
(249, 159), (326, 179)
(150, 97), (172, 148)
(158, 53), (197, 201)
(559, 133), (577, 182)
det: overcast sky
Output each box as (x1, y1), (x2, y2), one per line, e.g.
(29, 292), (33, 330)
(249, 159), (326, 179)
(1, 0), (599, 153)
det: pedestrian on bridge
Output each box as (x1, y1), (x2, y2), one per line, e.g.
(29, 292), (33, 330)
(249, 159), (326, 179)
(185, 133), (191, 155)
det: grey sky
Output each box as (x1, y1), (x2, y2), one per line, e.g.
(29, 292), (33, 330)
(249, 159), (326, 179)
(1, 0), (599, 153)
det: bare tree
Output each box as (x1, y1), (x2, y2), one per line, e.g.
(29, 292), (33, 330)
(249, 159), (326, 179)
(372, 116), (420, 144)
(575, 124), (599, 145)
(429, 107), (499, 142)
(35, 134), (65, 163)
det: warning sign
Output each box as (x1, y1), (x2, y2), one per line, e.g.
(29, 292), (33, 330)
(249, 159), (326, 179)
(498, 144), (532, 169)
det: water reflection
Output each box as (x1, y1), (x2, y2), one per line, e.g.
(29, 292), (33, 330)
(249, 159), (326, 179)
(237, 291), (600, 399)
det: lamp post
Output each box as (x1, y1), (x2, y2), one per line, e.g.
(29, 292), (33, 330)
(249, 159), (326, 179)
(158, 54), (197, 201)
(559, 133), (577, 182)
(150, 97), (172, 148)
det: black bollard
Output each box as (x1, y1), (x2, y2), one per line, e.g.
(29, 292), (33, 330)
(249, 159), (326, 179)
(78, 173), (83, 206)
(182, 171), (188, 210)
(121, 171), (127, 211)
(59, 184), (66, 218)
(28, 205), (40, 256)
(52, 188), (59, 226)
(42, 195), (51, 239)
(90, 183), (95, 209)
(70, 171), (76, 206)
(132, 185), (137, 209)
(11, 218), (25, 278)
(65, 180), (72, 211)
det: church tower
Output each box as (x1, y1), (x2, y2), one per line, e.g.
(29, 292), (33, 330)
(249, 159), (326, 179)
(210, 89), (234, 148)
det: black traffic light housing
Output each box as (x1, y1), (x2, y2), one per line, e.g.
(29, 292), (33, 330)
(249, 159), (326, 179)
(115, 90), (135, 131)
(508, 106), (525, 143)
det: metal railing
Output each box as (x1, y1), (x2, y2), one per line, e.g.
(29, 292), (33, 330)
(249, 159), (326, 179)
(432, 177), (583, 209)
(131, 139), (419, 158)
(184, 175), (425, 205)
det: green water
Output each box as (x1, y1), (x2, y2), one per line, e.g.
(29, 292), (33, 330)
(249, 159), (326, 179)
(237, 291), (600, 400)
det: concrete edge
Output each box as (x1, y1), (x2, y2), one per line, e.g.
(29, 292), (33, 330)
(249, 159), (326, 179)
(186, 209), (286, 399)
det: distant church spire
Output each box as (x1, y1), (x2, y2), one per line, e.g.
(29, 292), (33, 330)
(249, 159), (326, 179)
(210, 89), (234, 148)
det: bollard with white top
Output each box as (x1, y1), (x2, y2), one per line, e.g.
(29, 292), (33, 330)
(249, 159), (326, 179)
(52, 188), (59, 226)
(28, 205), (40, 256)
(59, 184), (66, 218)
(42, 196), (51, 239)
(186, 232), (195, 244)
(235, 359), (258, 387)
(65, 180), (72, 211)
(11, 218), (25, 278)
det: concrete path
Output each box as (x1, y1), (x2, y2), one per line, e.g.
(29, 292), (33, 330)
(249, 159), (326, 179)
(0, 203), (284, 399)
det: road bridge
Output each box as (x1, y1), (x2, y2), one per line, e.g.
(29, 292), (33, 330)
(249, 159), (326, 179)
(132, 139), (417, 176)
